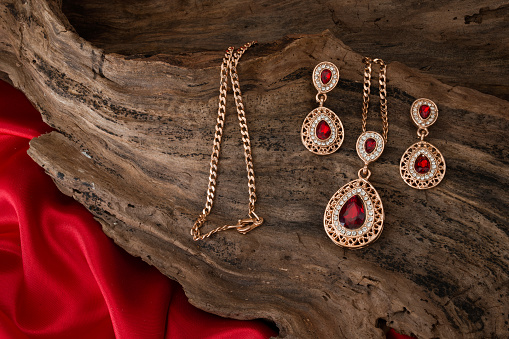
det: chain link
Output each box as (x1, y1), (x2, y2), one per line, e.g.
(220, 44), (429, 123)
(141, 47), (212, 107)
(192, 42), (263, 241)
(361, 57), (388, 142)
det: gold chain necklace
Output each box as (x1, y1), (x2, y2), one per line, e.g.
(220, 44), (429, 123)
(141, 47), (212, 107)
(191, 42), (263, 241)
(361, 57), (388, 144)
(324, 57), (388, 249)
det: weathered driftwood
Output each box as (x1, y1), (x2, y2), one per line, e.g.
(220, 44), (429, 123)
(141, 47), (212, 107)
(1, 0), (508, 338)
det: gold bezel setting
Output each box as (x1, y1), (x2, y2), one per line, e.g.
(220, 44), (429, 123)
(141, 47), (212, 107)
(411, 98), (438, 128)
(356, 131), (384, 165)
(313, 62), (339, 93)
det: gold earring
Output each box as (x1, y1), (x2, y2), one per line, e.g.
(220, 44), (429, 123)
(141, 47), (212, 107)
(301, 62), (344, 155)
(400, 98), (446, 189)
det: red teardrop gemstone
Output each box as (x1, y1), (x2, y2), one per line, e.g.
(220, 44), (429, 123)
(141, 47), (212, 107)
(364, 138), (376, 153)
(414, 155), (431, 174)
(419, 105), (431, 119)
(321, 69), (332, 84)
(316, 120), (332, 140)
(339, 195), (366, 230)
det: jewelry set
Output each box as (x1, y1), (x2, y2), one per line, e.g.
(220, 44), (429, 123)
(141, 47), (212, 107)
(192, 42), (446, 249)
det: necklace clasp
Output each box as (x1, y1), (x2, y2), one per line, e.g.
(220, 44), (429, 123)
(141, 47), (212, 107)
(227, 217), (264, 235)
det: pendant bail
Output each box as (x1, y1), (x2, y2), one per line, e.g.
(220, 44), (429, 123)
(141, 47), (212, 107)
(417, 127), (429, 140)
(358, 166), (371, 180)
(316, 93), (327, 106)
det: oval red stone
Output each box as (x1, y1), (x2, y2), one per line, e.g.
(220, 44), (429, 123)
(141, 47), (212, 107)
(316, 120), (332, 140)
(364, 138), (376, 153)
(419, 105), (431, 119)
(339, 195), (366, 230)
(414, 155), (431, 174)
(321, 69), (332, 84)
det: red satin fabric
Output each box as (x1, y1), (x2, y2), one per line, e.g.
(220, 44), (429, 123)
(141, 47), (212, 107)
(0, 79), (412, 338)
(0, 80), (276, 339)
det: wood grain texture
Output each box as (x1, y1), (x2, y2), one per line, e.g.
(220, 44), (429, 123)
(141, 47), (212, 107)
(1, 0), (508, 338)
(60, 0), (509, 100)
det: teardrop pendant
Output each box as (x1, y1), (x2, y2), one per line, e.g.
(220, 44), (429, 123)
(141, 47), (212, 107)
(324, 178), (384, 249)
